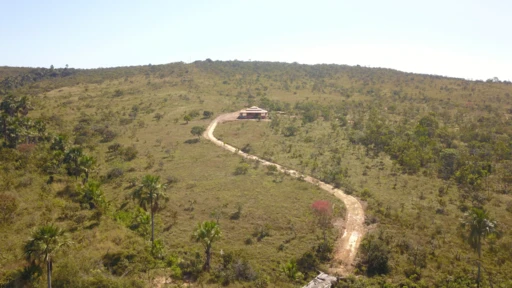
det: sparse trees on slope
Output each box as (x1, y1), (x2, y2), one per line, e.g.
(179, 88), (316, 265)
(192, 221), (221, 271)
(23, 224), (71, 288)
(132, 175), (167, 244)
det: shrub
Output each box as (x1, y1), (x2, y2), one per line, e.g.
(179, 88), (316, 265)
(356, 233), (390, 276)
(100, 129), (117, 143)
(154, 113), (164, 121)
(113, 89), (124, 97)
(190, 126), (205, 138)
(0, 194), (17, 224)
(241, 143), (252, 153)
(266, 165), (278, 174)
(282, 125), (298, 137)
(119, 118), (133, 125)
(234, 163), (250, 175)
(252, 224), (271, 241)
(108, 143), (122, 153)
(213, 252), (257, 285)
(106, 167), (124, 180)
(123, 146), (138, 161)
(203, 110), (214, 118)
(296, 251), (319, 278)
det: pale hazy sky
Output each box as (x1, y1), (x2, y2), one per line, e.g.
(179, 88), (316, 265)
(1, 0), (511, 81)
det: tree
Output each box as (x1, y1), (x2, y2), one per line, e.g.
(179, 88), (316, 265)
(357, 233), (390, 276)
(203, 110), (214, 118)
(281, 260), (303, 282)
(183, 114), (192, 124)
(78, 155), (95, 184)
(311, 200), (333, 241)
(63, 147), (83, 180)
(192, 221), (221, 271)
(132, 175), (167, 243)
(23, 224), (71, 288)
(79, 180), (108, 213)
(190, 126), (205, 139)
(461, 207), (497, 287)
(282, 125), (298, 137)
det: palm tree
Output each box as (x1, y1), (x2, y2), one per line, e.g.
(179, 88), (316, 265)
(78, 155), (95, 184)
(63, 147), (83, 180)
(192, 221), (221, 271)
(80, 180), (108, 212)
(461, 207), (497, 287)
(132, 175), (167, 243)
(23, 224), (71, 288)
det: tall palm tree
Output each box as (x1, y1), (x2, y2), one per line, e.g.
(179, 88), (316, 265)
(192, 221), (221, 271)
(462, 207), (497, 287)
(132, 175), (167, 243)
(23, 224), (71, 288)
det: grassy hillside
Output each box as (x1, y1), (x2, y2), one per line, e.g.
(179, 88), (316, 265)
(1, 60), (512, 287)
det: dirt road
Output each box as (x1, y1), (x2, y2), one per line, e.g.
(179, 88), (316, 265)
(203, 113), (366, 275)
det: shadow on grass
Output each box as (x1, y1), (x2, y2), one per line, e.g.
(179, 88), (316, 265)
(85, 222), (100, 230)
(184, 138), (200, 144)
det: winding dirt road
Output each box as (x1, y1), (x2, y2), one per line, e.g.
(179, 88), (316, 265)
(203, 113), (366, 275)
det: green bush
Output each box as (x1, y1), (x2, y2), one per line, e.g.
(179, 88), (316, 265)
(234, 163), (250, 175)
(356, 233), (390, 276)
(122, 146), (138, 161)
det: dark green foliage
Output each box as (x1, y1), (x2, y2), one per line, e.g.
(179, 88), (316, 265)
(100, 129), (117, 143)
(296, 251), (319, 279)
(183, 114), (191, 124)
(234, 163), (250, 175)
(102, 251), (139, 276)
(190, 126), (205, 138)
(240, 143), (252, 153)
(439, 149), (459, 179)
(212, 251), (257, 285)
(0, 66), (76, 94)
(356, 233), (390, 276)
(282, 125), (298, 137)
(202, 110), (214, 118)
(79, 180), (108, 211)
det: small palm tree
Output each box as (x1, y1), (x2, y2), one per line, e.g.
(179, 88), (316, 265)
(80, 180), (108, 212)
(23, 224), (71, 288)
(132, 175), (167, 243)
(78, 155), (95, 184)
(461, 207), (497, 287)
(281, 260), (303, 282)
(63, 147), (83, 180)
(192, 221), (221, 271)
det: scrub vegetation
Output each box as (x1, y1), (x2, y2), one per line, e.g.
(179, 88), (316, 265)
(0, 60), (511, 287)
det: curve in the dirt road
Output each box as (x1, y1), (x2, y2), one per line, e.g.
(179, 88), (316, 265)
(203, 113), (366, 275)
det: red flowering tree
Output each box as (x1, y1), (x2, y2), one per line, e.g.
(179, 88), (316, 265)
(311, 200), (333, 240)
